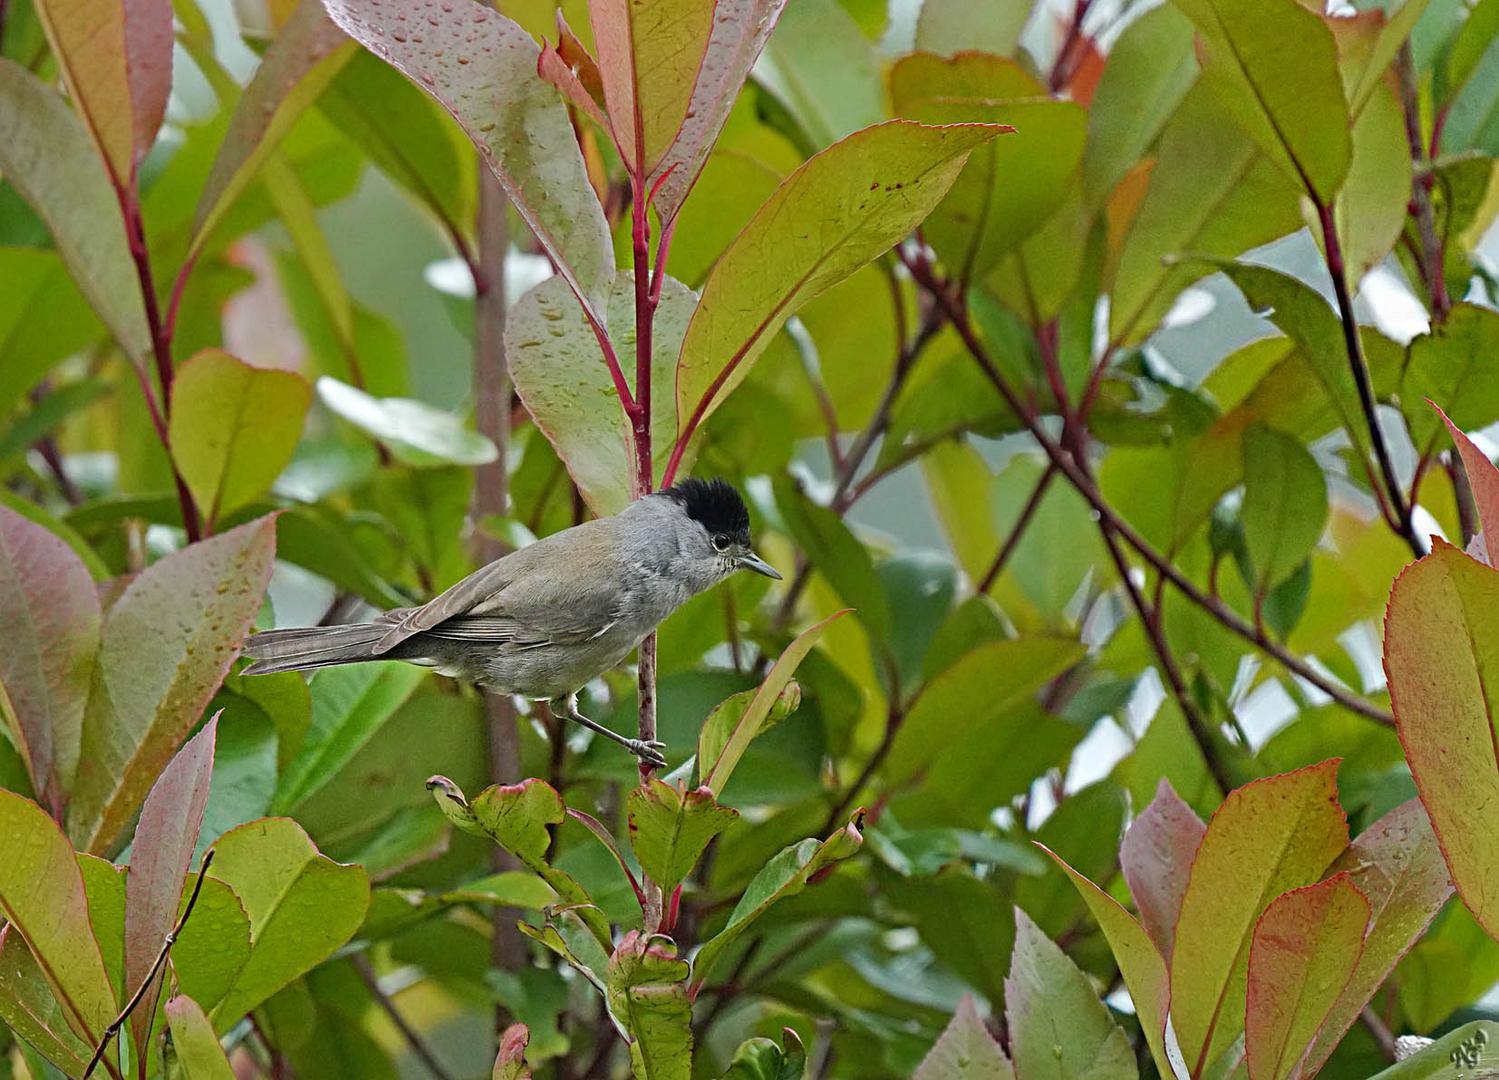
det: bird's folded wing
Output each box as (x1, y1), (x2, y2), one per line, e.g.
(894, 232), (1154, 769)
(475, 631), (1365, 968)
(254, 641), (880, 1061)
(374, 536), (624, 652)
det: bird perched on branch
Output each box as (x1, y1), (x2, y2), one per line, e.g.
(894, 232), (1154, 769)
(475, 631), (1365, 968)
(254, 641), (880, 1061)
(241, 478), (780, 767)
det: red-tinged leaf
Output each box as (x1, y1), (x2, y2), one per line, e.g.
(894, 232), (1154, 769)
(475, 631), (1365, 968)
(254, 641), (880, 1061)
(1171, 761), (1349, 1078)
(0, 926), (92, 1076)
(538, 38), (610, 134)
(0, 504), (100, 814)
(0, 60), (152, 364)
(67, 516), (277, 855)
(190, 0), (354, 258)
(1302, 800), (1453, 1075)
(1244, 875), (1369, 1080)
(588, 0), (714, 175)
(913, 994), (1012, 1080)
(324, 0), (614, 317)
(1120, 778), (1205, 962)
(674, 121), (1006, 443)
(1433, 402), (1499, 566)
(33, 0), (171, 184)
(124, 715), (219, 1059)
(1384, 538), (1499, 941)
(626, 781), (738, 894)
(648, 0), (789, 221)
(555, 12), (605, 105)
(1042, 844), (1173, 1078)
(0, 790), (116, 1047)
(494, 1022), (532, 1080)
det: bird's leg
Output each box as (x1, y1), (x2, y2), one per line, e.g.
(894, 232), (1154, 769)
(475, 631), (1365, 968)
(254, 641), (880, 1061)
(549, 694), (667, 768)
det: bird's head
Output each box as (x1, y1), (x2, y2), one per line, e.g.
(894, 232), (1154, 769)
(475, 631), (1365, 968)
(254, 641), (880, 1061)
(650, 478), (781, 589)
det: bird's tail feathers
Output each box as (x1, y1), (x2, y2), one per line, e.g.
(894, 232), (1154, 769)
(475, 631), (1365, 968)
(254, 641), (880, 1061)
(240, 622), (389, 675)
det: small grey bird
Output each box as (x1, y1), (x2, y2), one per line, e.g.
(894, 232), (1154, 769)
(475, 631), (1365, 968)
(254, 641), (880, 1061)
(241, 479), (779, 767)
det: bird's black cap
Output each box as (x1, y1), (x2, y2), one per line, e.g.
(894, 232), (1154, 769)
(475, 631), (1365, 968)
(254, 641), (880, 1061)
(661, 478), (750, 541)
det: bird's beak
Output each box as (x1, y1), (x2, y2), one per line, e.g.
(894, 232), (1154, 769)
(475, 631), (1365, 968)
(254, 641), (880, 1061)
(737, 551), (783, 580)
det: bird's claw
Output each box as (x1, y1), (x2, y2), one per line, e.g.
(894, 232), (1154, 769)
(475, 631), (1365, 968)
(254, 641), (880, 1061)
(628, 739), (668, 768)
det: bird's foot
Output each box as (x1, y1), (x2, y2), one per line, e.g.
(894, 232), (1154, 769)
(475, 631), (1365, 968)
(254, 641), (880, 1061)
(626, 738), (668, 769)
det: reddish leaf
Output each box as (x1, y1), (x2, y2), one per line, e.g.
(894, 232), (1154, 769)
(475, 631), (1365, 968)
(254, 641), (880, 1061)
(588, 0), (715, 175)
(647, 0), (790, 221)
(1384, 538), (1499, 941)
(124, 714), (218, 1059)
(1170, 761), (1348, 1078)
(494, 1023), (532, 1080)
(913, 993), (1012, 1079)
(1245, 875), (1369, 1080)
(33, 0), (172, 184)
(1303, 799), (1453, 1074)
(67, 516), (276, 854)
(1120, 778), (1205, 961)
(324, 0), (613, 317)
(0, 505), (99, 813)
(1433, 402), (1499, 566)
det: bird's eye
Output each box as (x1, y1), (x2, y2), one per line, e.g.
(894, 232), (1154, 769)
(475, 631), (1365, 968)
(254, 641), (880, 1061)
(712, 534), (730, 552)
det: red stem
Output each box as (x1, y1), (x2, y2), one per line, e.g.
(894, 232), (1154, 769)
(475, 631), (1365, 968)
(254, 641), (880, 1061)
(631, 175), (654, 498)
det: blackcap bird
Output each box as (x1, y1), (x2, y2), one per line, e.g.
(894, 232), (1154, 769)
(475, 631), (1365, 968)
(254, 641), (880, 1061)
(241, 478), (780, 767)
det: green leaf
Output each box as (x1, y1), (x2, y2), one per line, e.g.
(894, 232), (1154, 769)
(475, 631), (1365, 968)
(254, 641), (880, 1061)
(317, 376), (498, 468)
(189, 0), (352, 254)
(588, 0), (714, 175)
(606, 931), (692, 1080)
(914, 0), (1029, 58)
(1015, 781), (1127, 941)
(0, 928), (92, 1076)
(1244, 875), (1369, 1080)
(1108, 84), (1300, 345)
(1403, 305), (1499, 457)
(890, 53), (1080, 282)
(0, 250), (104, 416)
(675, 119), (1005, 437)
(1170, 761), (1350, 1077)
(169, 874), (252, 1016)
(319, 48), (476, 238)
(206, 817), (370, 1028)
(1241, 424), (1329, 595)
(0, 503), (98, 812)
(273, 662), (424, 814)
(1005, 908), (1138, 1080)
(773, 478), (888, 641)
(913, 994), (1012, 1080)
(719, 1029), (805, 1080)
(701, 610), (845, 796)
(0, 379), (109, 464)
(324, 0), (613, 316)
(31, 0), (170, 186)
(0, 60), (150, 363)
(1171, 0), (1352, 201)
(691, 811), (864, 989)
(1367, 1021), (1499, 1079)
(886, 868), (1013, 1005)
(124, 717), (217, 1058)
(1120, 779), (1206, 963)
(1082, 3), (1197, 204)
(1043, 847), (1173, 1079)
(68, 516), (277, 855)
(168, 350), (313, 525)
(1385, 541), (1499, 939)
(695, 681), (800, 792)
(754, 0), (881, 149)
(165, 995), (236, 1080)
(0, 790), (116, 1048)
(1332, 82), (1411, 283)
(886, 637), (1085, 786)
(507, 271), (695, 514)
(626, 781), (738, 894)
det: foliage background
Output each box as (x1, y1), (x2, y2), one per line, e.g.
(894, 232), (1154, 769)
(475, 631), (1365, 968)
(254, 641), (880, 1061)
(5, 0), (1499, 1077)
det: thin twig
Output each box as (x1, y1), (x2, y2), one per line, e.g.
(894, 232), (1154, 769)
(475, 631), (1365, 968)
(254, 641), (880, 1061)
(83, 850), (216, 1079)
(1396, 42), (1449, 323)
(909, 260), (1396, 727)
(979, 464), (1056, 593)
(1312, 197), (1422, 559)
(352, 955), (457, 1080)
(1361, 1005), (1398, 1062)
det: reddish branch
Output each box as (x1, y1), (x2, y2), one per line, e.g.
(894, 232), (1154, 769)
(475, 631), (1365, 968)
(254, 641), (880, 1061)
(905, 256), (1395, 727)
